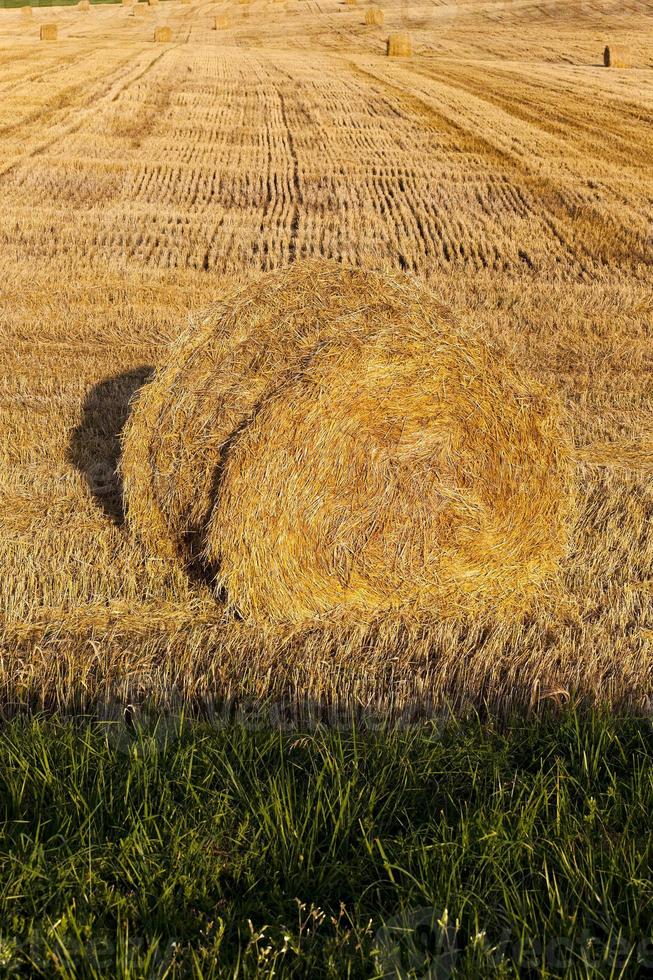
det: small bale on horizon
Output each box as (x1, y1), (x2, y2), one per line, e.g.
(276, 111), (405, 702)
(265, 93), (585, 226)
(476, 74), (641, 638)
(365, 5), (383, 24)
(78, 0), (90, 10)
(603, 44), (632, 68)
(20, 5), (33, 17)
(387, 32), (411, 56)
(154, 24), (172, 40)
(40, 23), (58, 40)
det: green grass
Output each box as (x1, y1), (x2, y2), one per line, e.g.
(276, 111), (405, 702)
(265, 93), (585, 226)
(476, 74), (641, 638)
(0, 0), (164, 8)
(0, 708), (652, 977)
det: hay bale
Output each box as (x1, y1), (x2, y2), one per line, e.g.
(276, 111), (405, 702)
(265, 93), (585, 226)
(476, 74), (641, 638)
(20, 5), (33, 18)
(387, 32), (411, 56)
(133, 3), (147, 13)
(365, 5), (383, 23)
(78, 0), (90, 10)
(345, 0), (357, 6)
(122, 262), (576, 626)
(40, 23), (58, 40)
(603, 44), (631, 68)
(154, 24), (172, 40)
(214, 14), (230, 27)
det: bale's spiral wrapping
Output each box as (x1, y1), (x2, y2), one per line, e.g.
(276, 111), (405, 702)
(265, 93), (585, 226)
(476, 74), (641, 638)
(122, 262), (576, 625)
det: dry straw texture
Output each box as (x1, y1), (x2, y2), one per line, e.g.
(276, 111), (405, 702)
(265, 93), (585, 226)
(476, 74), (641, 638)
(40, 23), (58, 39)
(603, 44), (632, 68)
(214, 15), (230, 28)
(122, 262), (576, 627)
(365, 6), (384, 24)
(133, 4), (147, 14)
(387, 32), (412, 56)
(154, 25), (172, 40)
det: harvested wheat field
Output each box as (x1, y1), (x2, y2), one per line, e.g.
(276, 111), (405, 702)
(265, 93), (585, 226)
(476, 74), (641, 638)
(0, 0), (651, 718)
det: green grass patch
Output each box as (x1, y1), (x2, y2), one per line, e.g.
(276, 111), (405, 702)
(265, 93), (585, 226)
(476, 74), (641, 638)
(0, 708), (651, 977)
(0, 0), (163, 8)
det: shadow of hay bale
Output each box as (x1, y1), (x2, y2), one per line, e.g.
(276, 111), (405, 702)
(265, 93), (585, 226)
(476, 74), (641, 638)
(68, 367), (153, 523)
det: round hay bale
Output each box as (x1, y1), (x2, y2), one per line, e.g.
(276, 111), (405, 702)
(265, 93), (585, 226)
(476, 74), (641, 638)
(20, 5), (33, 18)
(122, 262), (576, 625)
(603, 44), (631, 68)
(365, 5), (384, 24)
(78, 0), (90, 10)
(40, 23), (58, 40)
(387, 32), (412, 56)
(154, 24), (172, 40)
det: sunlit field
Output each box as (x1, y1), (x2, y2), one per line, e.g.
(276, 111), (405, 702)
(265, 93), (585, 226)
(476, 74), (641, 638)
(1, 0), (652, 715)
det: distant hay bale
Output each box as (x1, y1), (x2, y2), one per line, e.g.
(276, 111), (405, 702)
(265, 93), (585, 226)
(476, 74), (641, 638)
(365, 5), (383, 23)
(603, 44), (631, 68)
(154, 24), (172, 40)
(20, 5), (33, 17)
(122, 262), (576, 626)
(345, 0), (357, 6)
(133, 3), (147, 13)
(214, 14), (230, 27)
(180, 0), (191, 5)
(78, 0), (90, 10)
(387, 32), (411, 56)
(40, 23), (58, 40)
(122, 0), (133, 6)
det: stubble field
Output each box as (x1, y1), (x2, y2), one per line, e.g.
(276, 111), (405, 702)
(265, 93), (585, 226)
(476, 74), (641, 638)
(0, 0), (652, 717)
